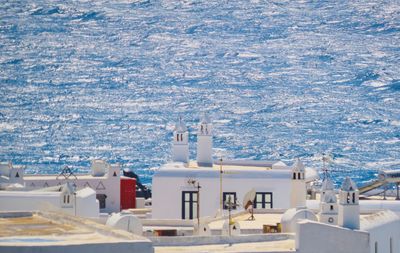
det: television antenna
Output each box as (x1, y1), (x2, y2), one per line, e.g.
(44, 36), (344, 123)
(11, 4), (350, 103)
(225, 195), (239, 236)
(56, 166), (78, 181)
(322, 153), (333, 181)
(187, 178), (201, 229)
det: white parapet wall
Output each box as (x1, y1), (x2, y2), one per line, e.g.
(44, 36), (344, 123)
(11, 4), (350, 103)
(0, 186), (99, 218)
(361, 210), (400, 253)
(0, 211), (154, 253)
(150, 233), (294, 247)
(0, 160), (121, 213)
(296, 220), (370, 253)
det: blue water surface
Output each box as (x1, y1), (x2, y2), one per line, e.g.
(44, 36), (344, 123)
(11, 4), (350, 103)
(0, 0), (399, 186)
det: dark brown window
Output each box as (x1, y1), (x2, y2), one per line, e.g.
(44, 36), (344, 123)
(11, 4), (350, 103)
(96, 194), (107, 209)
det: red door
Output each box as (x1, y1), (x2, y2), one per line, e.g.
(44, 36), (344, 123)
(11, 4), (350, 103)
(120, 178), (136, 210)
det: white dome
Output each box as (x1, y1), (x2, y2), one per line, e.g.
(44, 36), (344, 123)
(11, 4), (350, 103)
(281, 207), (318, 233)
(321, 178), (334, 191)
(61, 182), (74, 194)
(322, 191), (337, 203)
(200, 114), (211, 124)
(272, 161), (287, 169)
(292, 158), (305, 172)
(341, 177), (357, 191)
(174, 118), (187, 133)
(106, 212), (143, 235)
(91, 160), (108, 177)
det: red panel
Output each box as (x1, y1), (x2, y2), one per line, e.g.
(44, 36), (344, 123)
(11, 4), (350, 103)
(120, 177), (136, 210)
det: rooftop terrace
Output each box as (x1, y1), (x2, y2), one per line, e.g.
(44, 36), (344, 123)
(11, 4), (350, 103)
(0, 211), (153, 253)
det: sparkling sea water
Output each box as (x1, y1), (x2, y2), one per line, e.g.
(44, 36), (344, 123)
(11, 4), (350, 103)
(0, 0), (399, 186)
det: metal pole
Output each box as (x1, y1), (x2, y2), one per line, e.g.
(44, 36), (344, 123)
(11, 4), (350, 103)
(219, 157), (223, 214)
(74, 192), (77, 216)
(383, 184), (387, 200)
(197, 182), (200, 229)
(228, 195), (231, 237)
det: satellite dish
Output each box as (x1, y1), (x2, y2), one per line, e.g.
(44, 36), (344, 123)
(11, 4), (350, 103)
(243, 189), (256, 221)
(243, 188), (256, 208)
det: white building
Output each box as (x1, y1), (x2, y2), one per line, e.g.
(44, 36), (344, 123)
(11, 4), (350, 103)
(338, 176), (360, 230)
(318, 176), (338, 225)
(290, 159), (306, 208)
(0, 161), (24, 186)
(152, 116), (318, 219)
(296, 177), (400, 253)
(0, 160), (121, 213)
(0, 183), (100, 218)
(172, 118), (189, 164)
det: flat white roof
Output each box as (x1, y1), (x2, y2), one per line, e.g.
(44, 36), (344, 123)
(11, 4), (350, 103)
(156, 163), (290, 180)
(155, 161), (317, 181)
(361, 210), (400, 231)
(0, 211), (150, 246)
(23, 174), (109, 181)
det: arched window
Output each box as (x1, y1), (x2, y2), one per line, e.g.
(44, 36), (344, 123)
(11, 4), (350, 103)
(63, 195), (66, 203)
(293, 173), (296, 180)
(67, 195), (70, 204)
(346, 192), (350, 204)
(298, 172), (301, 179)
(352, 192), (355, 203)
(176, 134), (179, 142)
(180, 134), (183, 141)
(330, 205), (334, 211)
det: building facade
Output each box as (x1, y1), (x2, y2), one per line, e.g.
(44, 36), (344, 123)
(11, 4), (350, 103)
(0, 183), (100, 218)
(152, 116), (317, 219)
(0, 160), (121, 213)
(296, 177), (400, 253)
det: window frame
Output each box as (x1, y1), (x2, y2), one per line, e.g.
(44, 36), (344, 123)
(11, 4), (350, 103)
(253, 192), (273, 209)
(223, 192), (237, 210)
(182, 191), (198, 220)
(96, 194), (107, 209)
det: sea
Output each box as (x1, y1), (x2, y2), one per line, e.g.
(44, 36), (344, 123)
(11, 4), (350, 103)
(0, 0), (399, 187)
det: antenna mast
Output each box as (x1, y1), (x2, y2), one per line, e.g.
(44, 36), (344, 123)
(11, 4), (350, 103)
(322, 153), (331, 180)
(219, 157), (223, 214)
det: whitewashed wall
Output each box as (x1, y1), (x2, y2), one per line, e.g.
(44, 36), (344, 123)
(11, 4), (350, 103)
(0, 189), (99, 218)
(296, 220), (370, 253)
(22, 164), (120, 213)
(362, 211), (400, 253)
(152, 170), (291, 219)
(76, 188), (100, 218)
